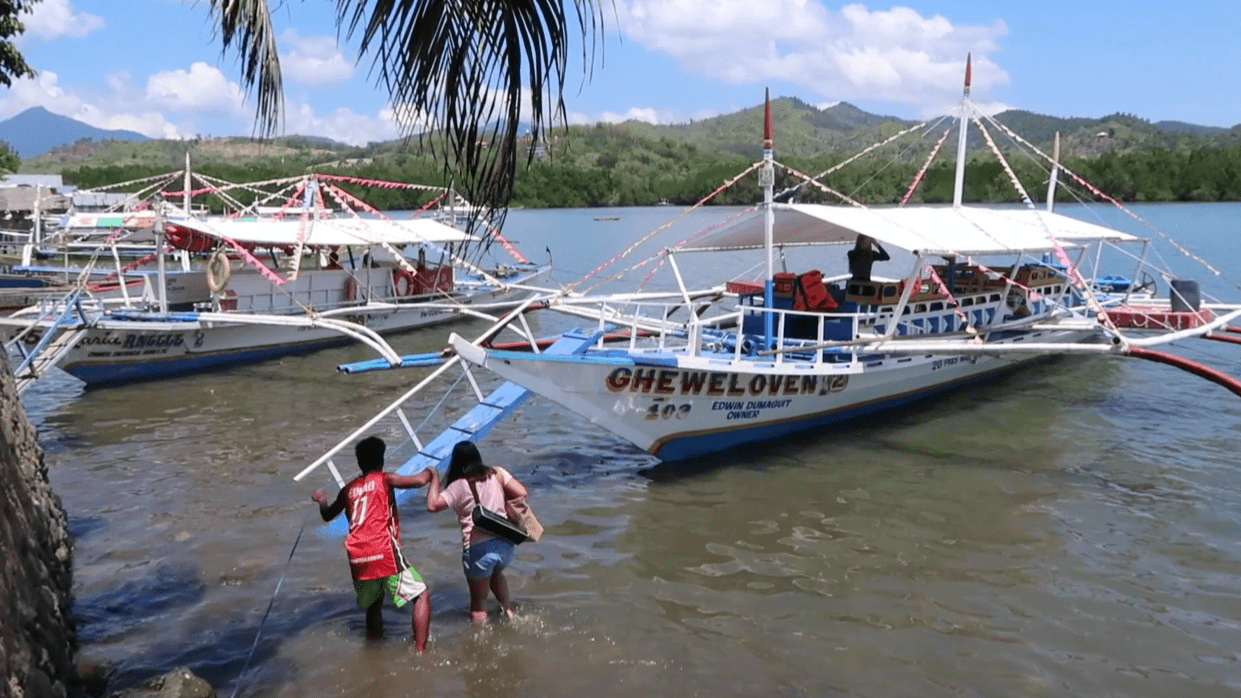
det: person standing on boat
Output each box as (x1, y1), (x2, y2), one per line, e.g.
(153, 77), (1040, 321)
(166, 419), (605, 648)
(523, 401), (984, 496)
(425, 441), (528, 624)
(847, 234), (891, 281)
(311, 436), (434, 650)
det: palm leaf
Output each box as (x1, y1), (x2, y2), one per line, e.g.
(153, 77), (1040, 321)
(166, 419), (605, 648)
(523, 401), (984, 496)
(207, 0), (284, 138)
(209, 0), (605, 236)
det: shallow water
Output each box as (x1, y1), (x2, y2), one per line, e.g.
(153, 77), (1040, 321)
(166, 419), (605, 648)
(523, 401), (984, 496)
(21, 203), (1241, 697)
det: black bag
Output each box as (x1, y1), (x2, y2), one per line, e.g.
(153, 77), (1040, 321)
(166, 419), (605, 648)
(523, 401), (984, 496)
(469, 478), (529, 544)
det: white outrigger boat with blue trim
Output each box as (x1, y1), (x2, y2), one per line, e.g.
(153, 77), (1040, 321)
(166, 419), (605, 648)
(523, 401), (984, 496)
(295, 58), (1241, 495)
(1, 170), (551, 391)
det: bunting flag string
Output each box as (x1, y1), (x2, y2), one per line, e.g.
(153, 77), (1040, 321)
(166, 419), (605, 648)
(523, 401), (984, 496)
(221, 235), (286, 286)
(96, 250), (163, 282)
(490, 230), (529, 264)
(985, 115), (1222, 277)
(775, 161), (866, 207)
(773, 121), (929, 200)
(901, 128), (951, 206)
(312, 173), (446, 192)
(161, 185), (220, 198)
(924, 265), (973, 327)
(574, 160), (763, 295)
(973, 117), (1034, 208)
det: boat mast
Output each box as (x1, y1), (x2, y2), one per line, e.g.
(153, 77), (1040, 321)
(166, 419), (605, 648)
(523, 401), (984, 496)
(761, 89), (776, 346)
(951, 54), (972, 209)
(1046, 131), (1061, 212)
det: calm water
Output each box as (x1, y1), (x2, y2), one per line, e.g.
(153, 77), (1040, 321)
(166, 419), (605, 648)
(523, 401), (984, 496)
(20, 203), (1241, 697)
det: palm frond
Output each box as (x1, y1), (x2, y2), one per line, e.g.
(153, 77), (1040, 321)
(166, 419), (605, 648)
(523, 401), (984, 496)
(339, 0), (604, 228)
(208, 0), (283, 138)
(209, 0), (604, 237)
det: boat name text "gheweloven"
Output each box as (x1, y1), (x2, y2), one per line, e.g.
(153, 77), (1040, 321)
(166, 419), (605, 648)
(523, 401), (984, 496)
(605, 367), (847, 397)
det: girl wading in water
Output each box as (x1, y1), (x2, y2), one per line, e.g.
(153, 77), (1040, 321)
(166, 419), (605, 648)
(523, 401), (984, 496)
(426, 441), (529, 623)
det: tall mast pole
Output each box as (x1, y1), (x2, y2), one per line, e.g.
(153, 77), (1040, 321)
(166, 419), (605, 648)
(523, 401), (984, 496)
(761, 89), (776, 347)
(1046, 132), (1061, 212)
(183, 151), (191, 216)
(951, 54), (972, 209)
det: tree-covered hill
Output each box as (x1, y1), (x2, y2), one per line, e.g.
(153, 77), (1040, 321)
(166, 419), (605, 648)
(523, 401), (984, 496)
(19, 98), (1241, 207)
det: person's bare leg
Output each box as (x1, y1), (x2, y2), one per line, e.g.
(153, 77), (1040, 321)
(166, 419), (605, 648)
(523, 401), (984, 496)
(489, 570), (514, 618)
(410, 591), (431, 653)
(365, 599), (384, 639)
(467, 577), (491, 624)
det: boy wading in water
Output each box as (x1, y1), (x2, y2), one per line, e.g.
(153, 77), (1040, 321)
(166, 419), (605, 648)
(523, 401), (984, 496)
(312, 436), (436, 650)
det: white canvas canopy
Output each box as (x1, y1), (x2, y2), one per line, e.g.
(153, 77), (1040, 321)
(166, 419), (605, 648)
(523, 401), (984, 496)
(181, 216), (477, 247)
(680, 204), (1141, 256)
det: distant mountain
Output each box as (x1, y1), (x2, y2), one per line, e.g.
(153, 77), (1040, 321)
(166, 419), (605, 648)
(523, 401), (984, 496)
(0, 107), (150, 158)
(14, 97), (1241, 177)
(1152, 120), (1227, 135)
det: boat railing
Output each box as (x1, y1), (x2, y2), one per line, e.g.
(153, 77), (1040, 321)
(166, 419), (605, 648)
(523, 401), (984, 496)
(295, 294), (552, 491)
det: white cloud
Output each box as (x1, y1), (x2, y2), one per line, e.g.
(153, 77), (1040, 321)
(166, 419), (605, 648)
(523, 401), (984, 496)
(0, 70), (190, 140)
(146, 62), (247, 116)
(282, 101), (401, 146)
(614, 1), (1009, 113)
(279, 29), (354, 86)
(23, 0), (104, 40)
(0, 70), (79, 118)
(567, 106), (678, 125)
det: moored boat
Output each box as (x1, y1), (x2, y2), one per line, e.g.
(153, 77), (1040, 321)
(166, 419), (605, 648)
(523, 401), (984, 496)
(295, 57), (1241, 496)
(1, 174), (551, 391)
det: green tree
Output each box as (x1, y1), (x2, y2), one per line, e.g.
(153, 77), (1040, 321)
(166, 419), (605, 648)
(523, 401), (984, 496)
(0, 0), (39, 86)
(0, 139), (18, 173)
(208, 0), (604, 220)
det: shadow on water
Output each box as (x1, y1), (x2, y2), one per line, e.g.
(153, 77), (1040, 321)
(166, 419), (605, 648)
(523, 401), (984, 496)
(65, 515), (108, 541)
(75, 565), (207, 644)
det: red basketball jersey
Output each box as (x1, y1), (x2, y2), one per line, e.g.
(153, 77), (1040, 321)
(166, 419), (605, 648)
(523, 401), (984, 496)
(342, 471), (402, 581)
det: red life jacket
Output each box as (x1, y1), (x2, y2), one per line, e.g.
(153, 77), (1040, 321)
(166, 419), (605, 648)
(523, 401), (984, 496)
(342, 471), (402, 581)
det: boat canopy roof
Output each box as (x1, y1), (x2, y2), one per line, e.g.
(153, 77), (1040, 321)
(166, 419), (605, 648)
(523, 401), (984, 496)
(679, 204), (1141, 256)
(174, 216), (477, 247)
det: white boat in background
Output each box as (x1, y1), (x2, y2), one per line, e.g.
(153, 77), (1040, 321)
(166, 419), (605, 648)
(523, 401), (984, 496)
(294, 56), (1241, 494)
(1, 172), (551, 391)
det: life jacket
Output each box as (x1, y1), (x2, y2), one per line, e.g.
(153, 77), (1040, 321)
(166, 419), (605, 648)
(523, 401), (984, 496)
(342, 471), (402, 581)
(793, 270), (838, 311)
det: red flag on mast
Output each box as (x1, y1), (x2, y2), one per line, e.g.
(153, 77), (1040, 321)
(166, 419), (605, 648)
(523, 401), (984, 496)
(763, 88), (773, 150)
(964, 53), (972, 96)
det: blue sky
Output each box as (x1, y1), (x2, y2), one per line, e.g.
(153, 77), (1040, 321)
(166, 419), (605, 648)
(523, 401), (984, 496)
(3, 0), (1239, 146)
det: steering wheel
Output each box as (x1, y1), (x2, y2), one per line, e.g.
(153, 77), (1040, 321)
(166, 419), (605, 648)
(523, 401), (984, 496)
(1131, 271), (1158, 296)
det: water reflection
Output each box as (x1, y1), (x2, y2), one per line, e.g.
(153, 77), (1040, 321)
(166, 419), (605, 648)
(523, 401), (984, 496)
(18, 205), (1241, 696)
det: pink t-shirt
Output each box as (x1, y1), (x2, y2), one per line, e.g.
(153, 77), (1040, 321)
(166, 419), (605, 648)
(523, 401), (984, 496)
(441, 467), (512, 549)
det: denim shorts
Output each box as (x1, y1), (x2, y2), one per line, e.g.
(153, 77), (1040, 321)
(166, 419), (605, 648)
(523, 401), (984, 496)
(462, 537), (516, 580)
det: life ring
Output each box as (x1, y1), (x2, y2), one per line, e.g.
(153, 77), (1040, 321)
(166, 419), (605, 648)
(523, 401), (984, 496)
(207, 250), (232, 293)
(392, 268), (416, 296)
(344, 276), (358, 302)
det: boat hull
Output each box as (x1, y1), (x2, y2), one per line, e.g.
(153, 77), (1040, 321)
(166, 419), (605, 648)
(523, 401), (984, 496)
(467, 328), (1092, 460)
(55, 268), (548, 386)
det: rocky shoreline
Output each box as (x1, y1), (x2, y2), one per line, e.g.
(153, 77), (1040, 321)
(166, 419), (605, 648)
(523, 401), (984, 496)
(1, 356), (217, 698)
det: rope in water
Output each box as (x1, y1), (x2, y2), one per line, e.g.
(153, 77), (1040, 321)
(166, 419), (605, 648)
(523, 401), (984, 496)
(228, 515), (308, 698)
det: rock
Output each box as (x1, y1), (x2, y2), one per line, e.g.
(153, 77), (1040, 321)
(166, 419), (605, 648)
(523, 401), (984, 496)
(74, 655), (113, 698)
(104, 669), (216, 698)
(1, 355), (76, 698)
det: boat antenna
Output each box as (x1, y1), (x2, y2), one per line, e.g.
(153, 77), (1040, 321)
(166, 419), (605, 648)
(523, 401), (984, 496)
(761, 88), (776, 347)
(952, 54), (971, 208)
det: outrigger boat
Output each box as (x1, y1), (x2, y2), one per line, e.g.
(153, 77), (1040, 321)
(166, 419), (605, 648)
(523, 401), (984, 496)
(295, 58), (1241, 502)
(0, 170), (550, 391)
